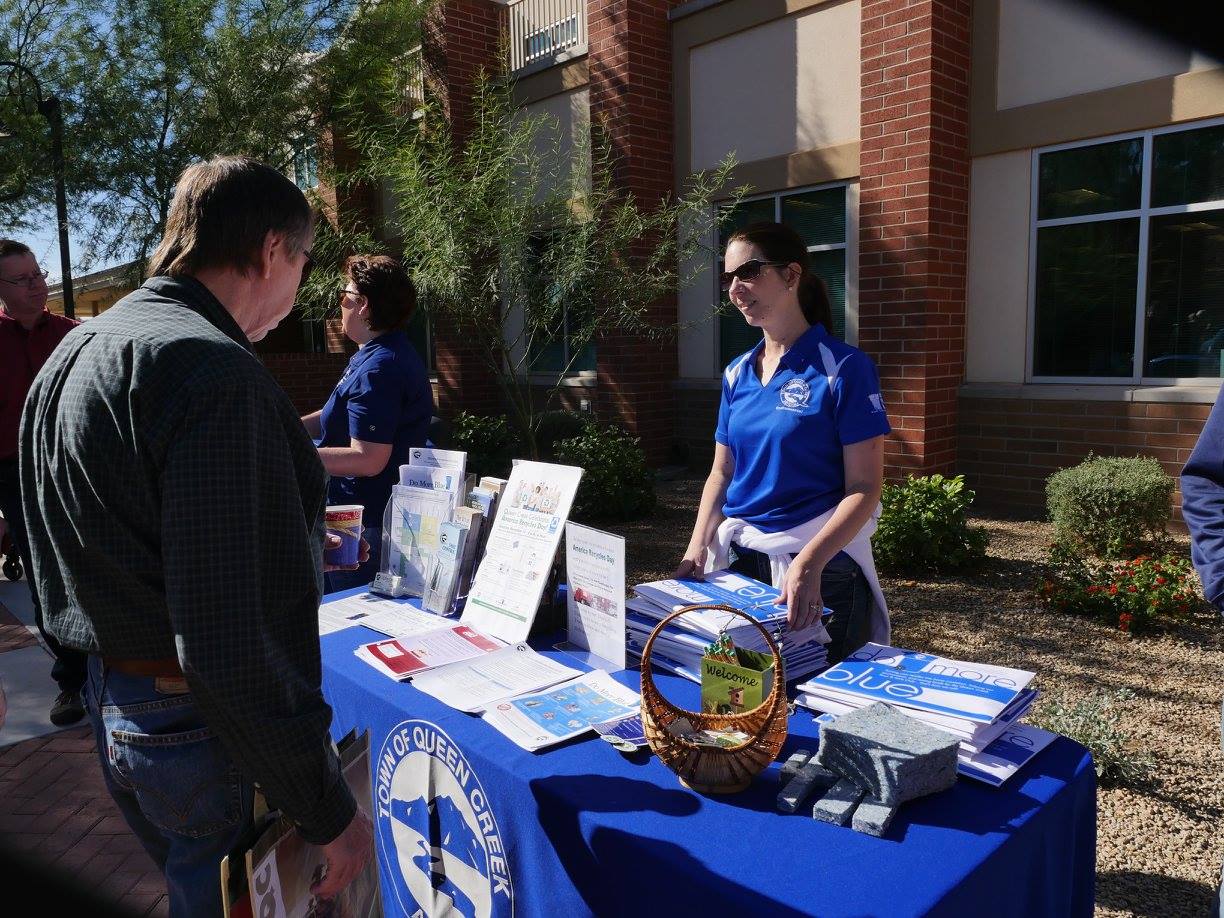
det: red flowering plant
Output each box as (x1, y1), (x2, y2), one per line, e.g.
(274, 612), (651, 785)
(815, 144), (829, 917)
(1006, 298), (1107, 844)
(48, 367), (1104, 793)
(1038, 543), (1203, 633)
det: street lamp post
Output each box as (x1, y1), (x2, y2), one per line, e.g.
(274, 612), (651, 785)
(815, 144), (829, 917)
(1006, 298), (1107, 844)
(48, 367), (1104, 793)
(0, 60), (74, 319)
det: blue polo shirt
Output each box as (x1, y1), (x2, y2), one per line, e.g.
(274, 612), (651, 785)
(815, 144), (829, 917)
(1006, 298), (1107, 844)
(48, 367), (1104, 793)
(715, 323), (891, 533)
(317, 330), (434, 528)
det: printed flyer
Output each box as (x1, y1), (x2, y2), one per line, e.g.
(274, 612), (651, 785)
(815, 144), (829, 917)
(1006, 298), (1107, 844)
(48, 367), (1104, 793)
(461, 461), (583, 643)
(482, 670), (641, 751)
(564, 522), (627, 669)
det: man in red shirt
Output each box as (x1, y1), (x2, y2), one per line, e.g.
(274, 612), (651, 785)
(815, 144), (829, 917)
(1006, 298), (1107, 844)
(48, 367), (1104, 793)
(0, 238), (87, 724)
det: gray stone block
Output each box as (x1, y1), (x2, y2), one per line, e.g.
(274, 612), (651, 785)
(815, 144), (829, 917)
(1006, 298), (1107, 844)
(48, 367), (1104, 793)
(811, 778), (864, 826)
(780, 749), (815, 783)
(850, 796), (898, 837)
(777, 759), (838, 813)
(815, 702), (959, 806)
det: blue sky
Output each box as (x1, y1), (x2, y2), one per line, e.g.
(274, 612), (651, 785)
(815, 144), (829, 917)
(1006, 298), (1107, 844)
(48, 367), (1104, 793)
(23, 205), (123, 284)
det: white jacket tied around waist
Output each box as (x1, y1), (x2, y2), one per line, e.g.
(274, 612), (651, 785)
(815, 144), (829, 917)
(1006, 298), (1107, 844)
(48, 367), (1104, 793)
(705, 505), (891, 645)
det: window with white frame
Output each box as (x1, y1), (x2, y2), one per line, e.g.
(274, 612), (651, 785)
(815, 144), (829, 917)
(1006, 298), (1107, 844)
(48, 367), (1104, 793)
(717, 184), (849, 368)
(1030, 118), (1224, 381)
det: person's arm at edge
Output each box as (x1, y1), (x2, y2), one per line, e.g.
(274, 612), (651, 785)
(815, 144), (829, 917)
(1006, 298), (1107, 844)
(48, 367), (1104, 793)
(1181, 387), (1224, 609)
(301, 409), (323, 438)
(674, 443), (734, 579)
(318, 439), (393, 478)
(160, 380), (357, 846)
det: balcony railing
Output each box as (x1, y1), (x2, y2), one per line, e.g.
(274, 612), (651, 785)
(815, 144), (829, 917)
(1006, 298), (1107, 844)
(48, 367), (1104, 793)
(397, 45), (425, 118)
(509, 0), (587, 75)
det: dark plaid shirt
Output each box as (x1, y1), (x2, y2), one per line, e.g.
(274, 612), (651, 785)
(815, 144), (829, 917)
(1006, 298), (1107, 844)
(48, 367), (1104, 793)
(19, 275), (355, 844)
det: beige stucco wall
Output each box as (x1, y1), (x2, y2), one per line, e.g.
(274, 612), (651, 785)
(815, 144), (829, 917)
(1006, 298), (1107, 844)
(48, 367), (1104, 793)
(996, 0), (1219, 110)
(688, 0), (860, 174)
(677, 213), (719, 380)
(964, 150), (1031, 384)
(520, 87), (590, 197)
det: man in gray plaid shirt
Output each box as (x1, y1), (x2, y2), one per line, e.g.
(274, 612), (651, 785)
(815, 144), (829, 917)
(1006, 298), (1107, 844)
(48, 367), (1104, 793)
(20, 156), (372, 916)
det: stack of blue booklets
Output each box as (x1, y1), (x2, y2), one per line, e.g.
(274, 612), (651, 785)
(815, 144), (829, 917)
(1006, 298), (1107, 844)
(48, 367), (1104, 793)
(795, 642), (1037, 756)
(627, 570), (829, 684)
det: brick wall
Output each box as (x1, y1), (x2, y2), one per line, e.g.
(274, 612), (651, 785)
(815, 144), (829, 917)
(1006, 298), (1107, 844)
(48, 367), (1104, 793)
(429, 0), (507, 418)
(958, 396), (1210, 515)
(261, 353), (352, 415)
(859, 0), (972, 477)
(589, 0), (680, 464)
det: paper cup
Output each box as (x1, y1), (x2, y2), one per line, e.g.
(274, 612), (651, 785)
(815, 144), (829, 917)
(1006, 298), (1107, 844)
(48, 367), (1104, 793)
(324, 505), (364, 567)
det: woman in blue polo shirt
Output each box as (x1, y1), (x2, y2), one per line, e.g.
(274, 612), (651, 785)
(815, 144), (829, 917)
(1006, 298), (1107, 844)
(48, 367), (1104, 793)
(675, 222), (891, 663)
(302, 255), (434, 590)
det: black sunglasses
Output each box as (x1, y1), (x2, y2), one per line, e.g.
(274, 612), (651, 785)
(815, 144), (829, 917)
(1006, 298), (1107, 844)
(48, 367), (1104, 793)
(300, 248), (315, 285)
(720, 259), (788, 291)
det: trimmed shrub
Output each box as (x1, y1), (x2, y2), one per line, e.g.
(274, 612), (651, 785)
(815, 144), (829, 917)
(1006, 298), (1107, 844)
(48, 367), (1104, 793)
(1029, 689), (1154, 787)
(534, 410), (588, 461)
(872, 474), (989, 574)
(553, 420), (656, 523)
(449, 411), (518, 481)
(1045, 455), (1172, 559)
(1038, 544), (1202, 634)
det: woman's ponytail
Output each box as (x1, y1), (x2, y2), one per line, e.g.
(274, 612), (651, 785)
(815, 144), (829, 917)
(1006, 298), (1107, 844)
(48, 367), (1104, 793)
(797, 273), (833, 331)
(726, 221), (836, 335)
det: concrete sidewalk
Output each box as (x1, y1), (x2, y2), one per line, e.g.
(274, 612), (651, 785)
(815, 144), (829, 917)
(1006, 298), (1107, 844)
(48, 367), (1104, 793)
(0, 582), (168, 916)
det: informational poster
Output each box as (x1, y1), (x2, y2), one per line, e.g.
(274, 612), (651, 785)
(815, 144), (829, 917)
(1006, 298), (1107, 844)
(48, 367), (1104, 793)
(563, 522), (626, 670)
(461, 461), (583, 644)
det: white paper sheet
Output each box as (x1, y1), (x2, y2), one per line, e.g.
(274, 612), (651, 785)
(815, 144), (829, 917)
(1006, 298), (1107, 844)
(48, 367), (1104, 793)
(461, 461), (583, 643)
(409, 643), (581, 713)
(354, 625), (503, 680)
(564, 523), (627, 670)
(319, 593), (454, 639)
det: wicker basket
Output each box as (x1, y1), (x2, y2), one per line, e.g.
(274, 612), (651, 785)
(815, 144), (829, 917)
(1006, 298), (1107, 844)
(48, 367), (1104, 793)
(640, 603), (789, 794)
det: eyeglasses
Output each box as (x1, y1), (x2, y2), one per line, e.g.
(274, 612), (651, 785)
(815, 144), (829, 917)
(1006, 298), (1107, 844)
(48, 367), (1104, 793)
(339, 287), (365, 308)
(719, 259), (788, 291)
(299, 249), (314, 285)
(0, 269), (49, 288)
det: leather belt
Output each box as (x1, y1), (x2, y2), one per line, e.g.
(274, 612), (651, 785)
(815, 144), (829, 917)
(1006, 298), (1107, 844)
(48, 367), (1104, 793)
(101, 655), (184, 678)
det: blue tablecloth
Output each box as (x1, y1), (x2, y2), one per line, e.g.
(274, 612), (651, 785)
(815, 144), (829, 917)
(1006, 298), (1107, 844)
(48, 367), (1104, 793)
(320, 591), (1096, 918)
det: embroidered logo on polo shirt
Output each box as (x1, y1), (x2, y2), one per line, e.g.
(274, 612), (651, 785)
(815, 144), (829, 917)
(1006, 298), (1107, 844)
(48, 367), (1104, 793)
(778, 378), (811, 411)
(376, 720), (513, 918)
(868, 393), (886, 414)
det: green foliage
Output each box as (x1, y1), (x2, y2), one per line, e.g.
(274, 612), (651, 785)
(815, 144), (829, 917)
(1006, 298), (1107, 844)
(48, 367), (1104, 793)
(341, 60), (742, 456)
(448, 411), (517, 482)
(0, 0), (427, 268)
(1029, 689), (1154, 787)
(553, 421), (656, 524)
(872, 474), (988, 574)
(1038, 543), (1202, 633)
(1045, 455), (1173, 559)
(533, 410), (588, 461)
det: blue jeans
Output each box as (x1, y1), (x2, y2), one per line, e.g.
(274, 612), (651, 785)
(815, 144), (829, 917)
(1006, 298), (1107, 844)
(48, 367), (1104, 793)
(324, 526), (382, 594)
(85, 656), (254, 918)
(728, 545), (872, 665)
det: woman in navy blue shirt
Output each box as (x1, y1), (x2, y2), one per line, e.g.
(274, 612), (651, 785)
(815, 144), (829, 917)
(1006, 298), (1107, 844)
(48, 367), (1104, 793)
(302, 255), (434, 590)
(675, 223), (891, 663)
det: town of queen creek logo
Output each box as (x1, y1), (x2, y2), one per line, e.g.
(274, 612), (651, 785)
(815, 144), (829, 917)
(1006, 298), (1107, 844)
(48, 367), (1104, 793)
(376, 720), (513, 918)
(778, 378), (811, 410)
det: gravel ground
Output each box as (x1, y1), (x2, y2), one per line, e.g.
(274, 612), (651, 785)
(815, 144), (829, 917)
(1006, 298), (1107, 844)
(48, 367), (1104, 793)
(611, 475), (1224, 918)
